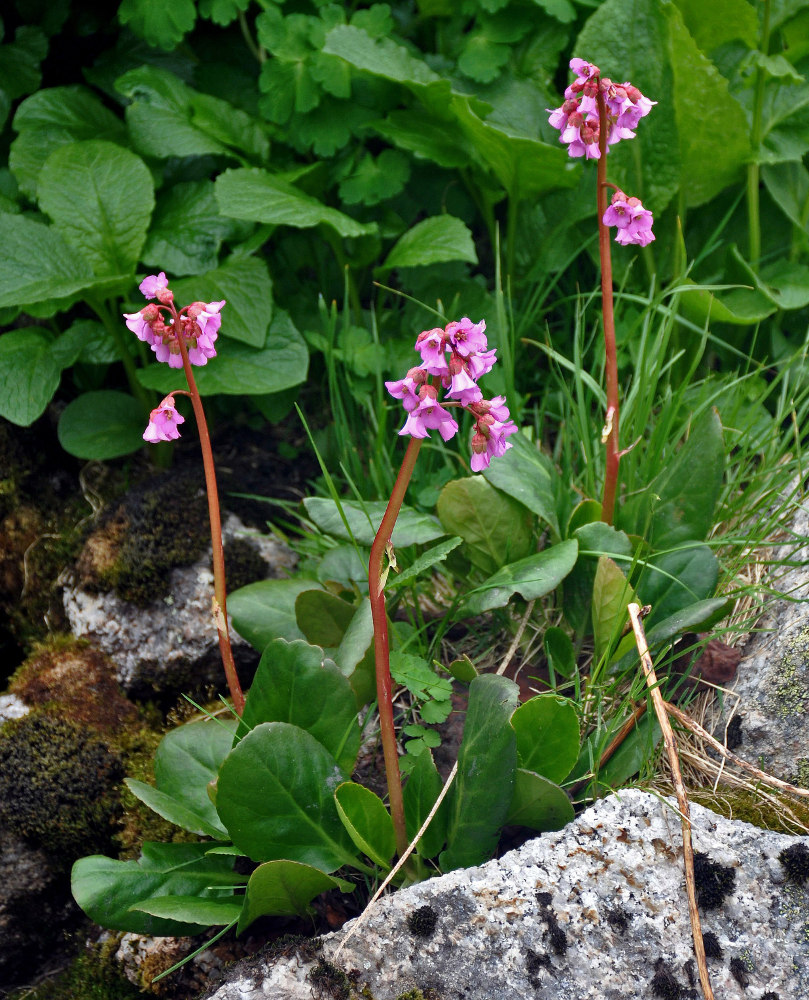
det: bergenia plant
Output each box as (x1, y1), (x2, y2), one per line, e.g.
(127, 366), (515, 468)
(371, 316), (516, 857)
(548, 58), (656, 524)
(124, 272), (244, 715)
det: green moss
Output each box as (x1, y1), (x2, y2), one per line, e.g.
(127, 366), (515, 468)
(769, 627), (809, 720)
(795, 758), (809, 790)
(690, 788), (809, 835)
(6, 939), (142, 1000)
(223, 537), (267, 593)
(0, 711), (124, 860)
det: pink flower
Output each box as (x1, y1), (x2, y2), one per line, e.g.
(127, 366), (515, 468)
(124, 278), (226, 368)
(470, 416), (518, 472)
(143, 395), (185, 443)
(415, 328), (449, 375)
(385, 370), (424, 412)
(124, 305), (160, 345)
(603, 191), (655, 247)
(139, 272), (170, 300)
(445, 317), (487, 357)
(398, 388), (458, 442)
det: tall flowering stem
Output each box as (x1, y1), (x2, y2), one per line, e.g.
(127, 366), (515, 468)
(596, 88), (620, 526)
(368, 437), (422, 860)
(175, 332), (245, 716)
(125, 272), (244, 715)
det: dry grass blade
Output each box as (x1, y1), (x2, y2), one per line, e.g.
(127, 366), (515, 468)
(628, 603), (715, 1000)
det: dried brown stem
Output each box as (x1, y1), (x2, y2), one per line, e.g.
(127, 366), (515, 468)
(628, 603), (714, 1000)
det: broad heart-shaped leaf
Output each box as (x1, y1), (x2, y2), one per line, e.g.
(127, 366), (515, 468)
(116, 65), (268, 160)
(303, 497), (444, 547)
(544, 627), (576, 680)
(506, 769), (574, 832)
(137, 309), (308, 396)
(380, 215), (477, 271)
(677, 281), (777, 327)
(57, 390), (147, 460)
(238, 861), (352, 933)
(436, 477), (533, 576)
(510, 695), (580, 784)
(153, 719), (237, 838)
(131, 895), (242, 926)
(238, 639), (361, 777)
(171, 257), (274, 348)
(229, 578), (324, 650)
(215, 167), (376, 238)
(458, 539), (579, 617)
(439, 674), (519, 873)
(0, 213), (96, 308)
(0, 330), (61, 426)
(335, 782), (395, 867)
(402, 749), (447, 860)
(142, 180), (247, 277)
(125, 780), (226, 840)
(645, 409), (724, 548)
(215, 722), (359, 872)
(592, 556), (638, 664)
(71, 842), (236, 936)
(482, 431), (560, 538)
(635, 544), (718, 629)
(38, 140), (154, 277)
(9, 86), (128, 199)
(448, 95), (579, 203)
(295, 590), (356, 648)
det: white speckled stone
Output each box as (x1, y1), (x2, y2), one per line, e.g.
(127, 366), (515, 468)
(202, 790), (809, 1000)
(62, 514), (295, 697)
(0, 693), (29, 725)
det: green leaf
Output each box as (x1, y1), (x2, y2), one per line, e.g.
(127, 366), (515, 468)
(295, 590), (356, 648)
(317, 545), (368, 587)
(459, 539), (579, 616)
(544, 627), (576, 680)
(762, 160), (809, 230)
(303, 497), (445, 547)
(436, 477), (532, 576)
(153, 719), (236, 837)
(172, 257), (274, 348)
(611, 596), (731, 670)
(0, 213), (96, 308)
(647, 409), (724, 547)
(592, 556), (638, 663)
(125, 780), (226, 840)
(131, 894), (242, 925)
(506, 769), (574, 832)
(678, 281), (777, 326)
(9, 86), (127, 199)
(381, 215), (477, 271)
(323, 24), (443, 90)
(589, 714), (662, 794)
(563, 521), (633, 637)
(215, 167), (376, 238)
(373, 111), (474, 169)
(215, 722), (359, 871)
(0, 330), (61, 426)
(390, 652), (452, 725)
(137, 308), (308, 396)
(57, 391), (147, 460)
(239, 639), (361, 776)
(637, 545), (718, 628)
(229, 578), (324, 650)
(38, 140), (154, 277)
(339, 150), (411, 206)
(335, 782), (395, 867)
(510, 695), (579, 783)
(674, 0), (758, 49)
(403, 749), (447, 859)
(142, 181), (246, 277)
(71, 843), (235, 935)
(332, 596), (374, 674)
(482, 431), (560, 537)
(116, 66), (268, 160)
(118, 0), (197, 49)
(754, 260), (809, 312)
(386, 537), (463, 590)
(440, 674), (519, 872)
(238, 860), (350, 933)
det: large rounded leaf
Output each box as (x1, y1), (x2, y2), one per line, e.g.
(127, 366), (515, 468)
(238, 860), (353, 933)
(335, 782), (395, 867)
(215, 722), (358, 872)
(506, 769), (573, 832)
(510, 695), (580, 783)
(57, 390), (147, 459)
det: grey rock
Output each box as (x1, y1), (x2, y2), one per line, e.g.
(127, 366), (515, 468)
(0, 692), (29, 725)
(203, 789), (809, 1000)
(63, 514), (295, 699)
(718, 498), (809, 786)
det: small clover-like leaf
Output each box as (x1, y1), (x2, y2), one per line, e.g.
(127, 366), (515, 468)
(339, 149), (411, 206)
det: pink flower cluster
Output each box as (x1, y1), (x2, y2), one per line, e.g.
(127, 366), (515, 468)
(385, 318), (517, 472)
(548, 58), (655, 160)
(143, 395), (185, 443)
(603, 191), (655, 247)
(124, 272), (224, 369)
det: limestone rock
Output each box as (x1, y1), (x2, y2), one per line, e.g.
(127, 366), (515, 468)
(0, 692), (28, 724)
(717, 498), (809, 787)
(63, 514), (295, 699)
(202, 789), (809, 1000)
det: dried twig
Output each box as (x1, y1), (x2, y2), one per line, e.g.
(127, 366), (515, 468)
(628, 603), (715, 1000)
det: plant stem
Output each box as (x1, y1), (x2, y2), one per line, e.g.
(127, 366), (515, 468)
(596, 88), (620, 526)
(368, 435), (422, 861)
(175, 332), (245, 715)
(748, 0), (771, 268)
